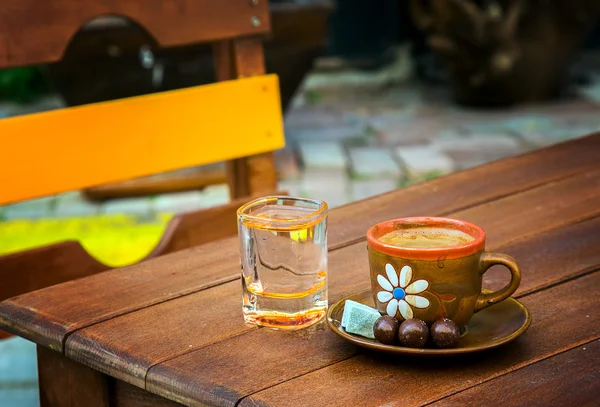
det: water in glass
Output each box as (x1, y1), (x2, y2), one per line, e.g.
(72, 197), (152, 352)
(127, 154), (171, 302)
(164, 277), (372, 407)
(238, 197), (328, 329)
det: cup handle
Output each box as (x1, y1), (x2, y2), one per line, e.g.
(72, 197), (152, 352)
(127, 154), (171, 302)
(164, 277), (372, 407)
(475, 252), (521, 312)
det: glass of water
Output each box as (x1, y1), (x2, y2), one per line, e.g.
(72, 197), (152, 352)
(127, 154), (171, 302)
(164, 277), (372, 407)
(237, 196), (328, 329)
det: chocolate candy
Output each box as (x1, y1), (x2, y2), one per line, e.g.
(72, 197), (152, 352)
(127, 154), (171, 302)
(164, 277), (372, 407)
(430, 318), (461, 348)
(373, 316), (399, 345)
(397, 318), (429, 348)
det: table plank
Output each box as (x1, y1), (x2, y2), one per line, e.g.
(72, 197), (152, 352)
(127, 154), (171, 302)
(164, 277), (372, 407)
(37, 345), (110, 407)
(239, 273), (600, 407)
(327, 133), (600, 249)
(112, 380), (184, 407)
(67, 281), (254, 388)
(1, 135), (599, 351)
(0, 239), (241, 351)
(452, 168), (600, 249)
(481, 216), (600, 296)
(64, 171), (600, 391)
(143, 216), (600, 406)
(432, 341), (600, 407)
(66, 171), (600, 398)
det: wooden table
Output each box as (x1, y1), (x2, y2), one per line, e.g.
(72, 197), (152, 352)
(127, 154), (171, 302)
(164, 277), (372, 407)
(2, 134), (600, 407)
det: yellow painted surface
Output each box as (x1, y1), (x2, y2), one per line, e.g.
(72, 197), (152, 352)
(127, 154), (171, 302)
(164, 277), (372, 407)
(0, 214), (174, 267)
(0, 75), (285, 205)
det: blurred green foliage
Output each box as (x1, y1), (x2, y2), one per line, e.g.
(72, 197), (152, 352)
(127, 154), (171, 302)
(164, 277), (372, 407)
(0, 66), (50, 103)
(305, 89), (322, 105)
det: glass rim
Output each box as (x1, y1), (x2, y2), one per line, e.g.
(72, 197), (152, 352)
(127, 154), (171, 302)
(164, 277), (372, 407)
(237, 195), (328, 225)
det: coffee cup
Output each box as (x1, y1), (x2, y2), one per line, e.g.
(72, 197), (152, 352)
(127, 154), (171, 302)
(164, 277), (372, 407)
(366, 217), (521, 328)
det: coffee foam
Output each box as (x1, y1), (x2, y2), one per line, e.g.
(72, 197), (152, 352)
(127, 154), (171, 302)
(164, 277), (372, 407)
(378, 227), (475, 248)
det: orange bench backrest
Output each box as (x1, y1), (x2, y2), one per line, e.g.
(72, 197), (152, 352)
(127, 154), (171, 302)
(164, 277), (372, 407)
(0, 0), (285, 205)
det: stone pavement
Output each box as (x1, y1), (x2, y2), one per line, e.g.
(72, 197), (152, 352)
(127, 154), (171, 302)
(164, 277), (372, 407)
(277, 78), (600, 208)
(0, 185), (231, 221)
(3, 51), (600, 405)
(0, 339), (38, 407)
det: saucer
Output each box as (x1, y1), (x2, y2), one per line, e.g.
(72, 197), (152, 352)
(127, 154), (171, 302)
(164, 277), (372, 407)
(327, 290), (531, 356)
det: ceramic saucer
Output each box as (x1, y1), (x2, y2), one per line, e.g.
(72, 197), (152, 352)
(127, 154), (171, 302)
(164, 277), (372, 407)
(327, 290), (531, 356)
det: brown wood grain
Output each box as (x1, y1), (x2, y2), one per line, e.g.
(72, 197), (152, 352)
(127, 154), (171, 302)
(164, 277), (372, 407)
(431, 341), (600, 407)
(213, 40), (235, 80)
(0, 0), (277, 345)
(82, 169), (227, 201)
(39, 345), (186, 407)
(1, 145), (598, 352)
(239, 272), (600, 407)
(325, 213), (600, 304)
(481, 216), (600, 295)
(245, 152), (278, 197)
(46, 2), (329, 111)
(63, 178), (600, 394)
(0, 137), (597, 405)
(327, 133), (600, 248)
(0, 331), (14, 340)
(0, 136), (595, 342)
(142, 214), (600, 406)
(226, 159), (251, 199)
(0, 0), (270, 68)
(0, 13), (6, 65)
(452, 168), (600, 249)
(66, 280), (255, 388)
(38, 345), (109, 407)
(148, 322), (356, 407)
(224, 37), (278, 199)
(0, 241), (109, 304)
(234, 37), (266, 78)
(0, 242), (110, 340)
(0, 239), (242, 351)
(215, 37), (249, 199)
(213, 37), (278, 199)
(112, 380), (185, 407)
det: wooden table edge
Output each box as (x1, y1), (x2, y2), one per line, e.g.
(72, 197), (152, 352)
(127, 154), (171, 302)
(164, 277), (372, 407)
(143, 231), (600, 406)
(236, 270), (600, 407)
(1, 134), (599, 352)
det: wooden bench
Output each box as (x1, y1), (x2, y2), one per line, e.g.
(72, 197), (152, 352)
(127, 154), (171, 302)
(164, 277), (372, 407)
(0, 0), (286, 337)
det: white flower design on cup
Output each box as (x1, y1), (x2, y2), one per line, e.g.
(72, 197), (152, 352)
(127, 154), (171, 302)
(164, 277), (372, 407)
(376, 264), (430, 319)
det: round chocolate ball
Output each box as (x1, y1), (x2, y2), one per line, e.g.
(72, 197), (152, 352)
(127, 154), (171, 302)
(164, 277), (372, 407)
(397, 318), (429, 348)
(373, 316), (399, 345)
(430, 318), (461, 348)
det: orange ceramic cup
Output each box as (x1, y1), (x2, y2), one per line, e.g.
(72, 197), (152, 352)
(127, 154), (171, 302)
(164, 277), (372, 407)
(367, 217), (521, 328)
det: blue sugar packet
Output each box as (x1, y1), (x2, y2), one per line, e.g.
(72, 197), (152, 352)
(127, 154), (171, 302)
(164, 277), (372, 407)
(341, 300), (382, 339)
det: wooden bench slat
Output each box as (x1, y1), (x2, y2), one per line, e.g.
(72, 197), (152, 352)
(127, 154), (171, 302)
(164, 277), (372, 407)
(0, 75), (284, 205)
(433, 341), (600, 407)
(0, 241), (108, 304)
(37, 345), (110, 407)
(237, 272), (600, 407)
(68, 280), (253, 388)
(1, 0), (270, 68)
(0, 238), (242, 351)
(71, 201), (600, 403)
(1, 136), (598, 352)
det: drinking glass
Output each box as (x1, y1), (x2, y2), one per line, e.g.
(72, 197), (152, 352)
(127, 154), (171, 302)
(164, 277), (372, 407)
(237, 196), (328, 329)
